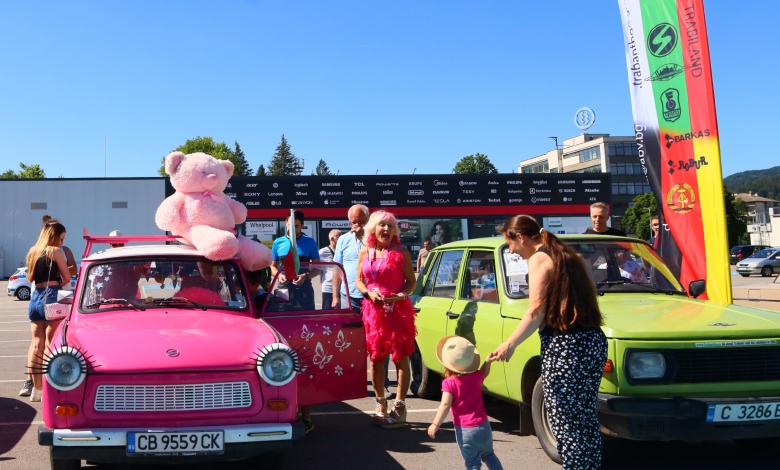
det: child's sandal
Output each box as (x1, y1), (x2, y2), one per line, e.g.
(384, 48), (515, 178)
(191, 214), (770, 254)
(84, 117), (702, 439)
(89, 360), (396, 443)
(372, 397), (387, 425)
(381, 400), (407, 429)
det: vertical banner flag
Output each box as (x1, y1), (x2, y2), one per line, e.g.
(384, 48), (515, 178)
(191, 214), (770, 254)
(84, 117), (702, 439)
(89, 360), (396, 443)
(284, 209), (300, 277)
(618, 0), (731, 303)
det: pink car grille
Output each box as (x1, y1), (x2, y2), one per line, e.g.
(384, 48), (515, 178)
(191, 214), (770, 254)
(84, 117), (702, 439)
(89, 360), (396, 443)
(93, 382), (252, 411)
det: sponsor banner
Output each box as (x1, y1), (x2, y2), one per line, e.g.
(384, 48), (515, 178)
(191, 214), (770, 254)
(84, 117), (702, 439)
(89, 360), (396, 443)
(245, 220), (277, 238)
(213, 174), (611, 210)
(618, 0), (729, 302)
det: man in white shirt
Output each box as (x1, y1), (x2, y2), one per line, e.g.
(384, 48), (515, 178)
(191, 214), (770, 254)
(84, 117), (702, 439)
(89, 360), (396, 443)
(319, 229), (342, 309)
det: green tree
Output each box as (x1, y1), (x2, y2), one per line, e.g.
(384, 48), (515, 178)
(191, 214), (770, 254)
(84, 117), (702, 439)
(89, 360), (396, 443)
(268, 135), (304, 176)
(158, 136), (242, 177)
(313, 159), (332, 176)
(256, 164), (267, 177)
(233, 141), (251, 176)
(725, 189), (750, 246)
(621, 192), (657, 239)
(1, 162), (46, 179)
(453, 153), (498, 174)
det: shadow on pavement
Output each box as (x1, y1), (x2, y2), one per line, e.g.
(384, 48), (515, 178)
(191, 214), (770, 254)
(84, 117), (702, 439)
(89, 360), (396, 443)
(0, 397), (37, 460)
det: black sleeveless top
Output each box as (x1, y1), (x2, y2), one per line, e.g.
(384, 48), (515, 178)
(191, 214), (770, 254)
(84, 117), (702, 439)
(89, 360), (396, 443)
(33, 253), (60, 284)
(534, 245), (596, 337)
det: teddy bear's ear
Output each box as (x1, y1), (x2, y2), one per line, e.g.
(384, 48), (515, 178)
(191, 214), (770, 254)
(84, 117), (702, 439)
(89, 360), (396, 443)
(220, 159), (235, 178)
(165, 152), (186, 175)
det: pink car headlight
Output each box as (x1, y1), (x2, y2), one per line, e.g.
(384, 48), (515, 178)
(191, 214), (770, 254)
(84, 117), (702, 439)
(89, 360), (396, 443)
(43, 346), (87, 391)
(256, 343), (299, 387)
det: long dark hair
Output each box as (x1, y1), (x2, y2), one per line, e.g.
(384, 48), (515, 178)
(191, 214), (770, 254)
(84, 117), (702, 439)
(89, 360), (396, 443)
(500, 215), (602, 331)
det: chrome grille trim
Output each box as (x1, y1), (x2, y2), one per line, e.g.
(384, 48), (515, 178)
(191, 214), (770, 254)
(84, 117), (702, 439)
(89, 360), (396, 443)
(94, 382), (252, 412)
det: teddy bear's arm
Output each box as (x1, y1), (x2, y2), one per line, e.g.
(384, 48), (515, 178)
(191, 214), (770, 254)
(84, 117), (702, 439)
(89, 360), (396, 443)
(155, 195), (184, 230)
(227, 197), (248, 224)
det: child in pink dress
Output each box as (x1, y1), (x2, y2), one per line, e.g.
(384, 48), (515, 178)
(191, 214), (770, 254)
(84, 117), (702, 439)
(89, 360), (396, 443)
(428, 336), (503, 470)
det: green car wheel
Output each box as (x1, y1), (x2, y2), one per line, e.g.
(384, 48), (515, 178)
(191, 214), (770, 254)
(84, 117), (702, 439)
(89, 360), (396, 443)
(410, 343), (441, 399)
(531, 377), (562, 464)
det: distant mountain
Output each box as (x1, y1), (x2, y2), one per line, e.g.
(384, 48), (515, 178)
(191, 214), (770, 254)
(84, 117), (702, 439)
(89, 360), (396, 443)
(726, 175), (780, 202)
(724, 165), (780, 188)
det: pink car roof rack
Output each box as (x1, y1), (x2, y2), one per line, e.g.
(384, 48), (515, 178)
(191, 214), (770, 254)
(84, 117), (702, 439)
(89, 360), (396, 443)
(82, 228), (184, 258)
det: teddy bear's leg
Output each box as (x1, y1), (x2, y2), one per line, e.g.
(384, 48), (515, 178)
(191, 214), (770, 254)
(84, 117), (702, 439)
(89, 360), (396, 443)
(236, 235), (273, 271)
(189, 225), (240, 261)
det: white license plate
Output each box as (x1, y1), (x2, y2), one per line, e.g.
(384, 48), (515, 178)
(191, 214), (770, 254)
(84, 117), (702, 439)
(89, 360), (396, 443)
(127, 431), (224, 455)
(706, 402), (780, 423)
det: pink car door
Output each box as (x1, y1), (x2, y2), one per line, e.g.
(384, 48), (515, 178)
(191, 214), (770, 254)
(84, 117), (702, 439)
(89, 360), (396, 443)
(260, 262), (367, 406)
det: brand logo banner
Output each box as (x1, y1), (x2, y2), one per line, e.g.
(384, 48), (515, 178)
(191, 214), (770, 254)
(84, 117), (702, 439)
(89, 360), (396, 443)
(618, 0), (730, 303)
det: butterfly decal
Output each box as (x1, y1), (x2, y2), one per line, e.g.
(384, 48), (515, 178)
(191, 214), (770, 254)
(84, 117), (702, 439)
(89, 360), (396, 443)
(301, 324), (314, 342)
(334, 330), (351, 352)
(312, 342), (333, 370)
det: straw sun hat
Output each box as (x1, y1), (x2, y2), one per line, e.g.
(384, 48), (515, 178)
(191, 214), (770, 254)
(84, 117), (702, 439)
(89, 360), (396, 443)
(436, 336), (480, 374)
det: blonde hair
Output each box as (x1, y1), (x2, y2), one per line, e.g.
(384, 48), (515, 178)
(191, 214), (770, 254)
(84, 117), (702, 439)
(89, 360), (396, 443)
(362, 210), (400, 246)
(26, 220), (67, 272)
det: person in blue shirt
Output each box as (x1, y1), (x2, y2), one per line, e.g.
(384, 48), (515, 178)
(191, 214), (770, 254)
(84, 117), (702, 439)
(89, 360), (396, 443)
(269, 210), (320, 312)
(269, 209), (320, 434)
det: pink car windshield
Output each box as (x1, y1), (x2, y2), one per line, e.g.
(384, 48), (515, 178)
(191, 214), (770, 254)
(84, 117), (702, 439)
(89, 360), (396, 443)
(80, 258), (250, 311)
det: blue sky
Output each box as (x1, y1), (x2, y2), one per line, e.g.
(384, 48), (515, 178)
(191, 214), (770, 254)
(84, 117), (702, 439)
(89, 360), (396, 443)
(1, 1), (776, 179)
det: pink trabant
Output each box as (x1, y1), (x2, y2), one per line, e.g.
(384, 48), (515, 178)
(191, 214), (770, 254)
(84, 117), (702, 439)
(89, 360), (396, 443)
(39, 234), (366, 469)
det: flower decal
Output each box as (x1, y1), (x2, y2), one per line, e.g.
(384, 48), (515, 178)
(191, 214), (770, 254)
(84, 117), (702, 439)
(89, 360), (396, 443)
(334, 365), (343, 376)
(323, 325), (332, 336)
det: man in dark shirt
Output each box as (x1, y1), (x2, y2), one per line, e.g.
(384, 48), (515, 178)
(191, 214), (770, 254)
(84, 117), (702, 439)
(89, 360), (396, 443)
(648, 214), (660, 247)
(583, 202), (626, 236)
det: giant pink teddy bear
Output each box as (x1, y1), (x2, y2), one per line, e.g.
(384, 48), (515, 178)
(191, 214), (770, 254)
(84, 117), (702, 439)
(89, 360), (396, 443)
(155, 151), (272, 271)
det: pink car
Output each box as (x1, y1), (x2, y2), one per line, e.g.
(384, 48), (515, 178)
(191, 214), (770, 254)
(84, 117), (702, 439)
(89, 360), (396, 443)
(39, 234), (366, 469)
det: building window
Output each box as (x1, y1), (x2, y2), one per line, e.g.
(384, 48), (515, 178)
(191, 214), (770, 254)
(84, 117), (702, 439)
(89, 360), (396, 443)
(608, 143), (640, 157)
(521, 161), (549, 173)
(564, 146), (601, 163)
(612, 183), (651, 195)
(609, 162), (644, 175)
(573, 165), (602, 173)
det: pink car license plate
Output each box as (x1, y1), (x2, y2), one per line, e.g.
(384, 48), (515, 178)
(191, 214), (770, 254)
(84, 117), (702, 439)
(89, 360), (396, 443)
(127, 431), (224, 455)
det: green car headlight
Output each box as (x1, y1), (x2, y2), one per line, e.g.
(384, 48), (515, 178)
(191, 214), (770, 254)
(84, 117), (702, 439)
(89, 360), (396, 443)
(627, 352), (666, 379)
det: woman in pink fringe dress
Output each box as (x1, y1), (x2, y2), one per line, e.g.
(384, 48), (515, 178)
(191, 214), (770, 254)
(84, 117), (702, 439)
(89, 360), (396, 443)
(355, 210), (417, 429)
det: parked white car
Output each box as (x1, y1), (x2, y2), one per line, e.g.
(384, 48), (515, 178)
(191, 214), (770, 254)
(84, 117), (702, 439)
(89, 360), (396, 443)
(7, 267), (32, 300)
(7, 267), (77, 301)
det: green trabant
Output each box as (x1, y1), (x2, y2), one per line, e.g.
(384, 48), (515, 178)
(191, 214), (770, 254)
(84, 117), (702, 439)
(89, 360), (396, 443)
(410, 235), (780, 463)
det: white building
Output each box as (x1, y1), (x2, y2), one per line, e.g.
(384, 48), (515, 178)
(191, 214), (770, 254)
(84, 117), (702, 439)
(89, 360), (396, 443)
(734, 192), (780, 247)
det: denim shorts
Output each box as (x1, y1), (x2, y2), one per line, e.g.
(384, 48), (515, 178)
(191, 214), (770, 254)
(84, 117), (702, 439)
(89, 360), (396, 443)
(28, 286), (61, 322)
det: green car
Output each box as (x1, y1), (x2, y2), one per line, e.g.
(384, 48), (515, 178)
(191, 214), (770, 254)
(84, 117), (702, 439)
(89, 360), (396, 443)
(410, 235), (780, 463)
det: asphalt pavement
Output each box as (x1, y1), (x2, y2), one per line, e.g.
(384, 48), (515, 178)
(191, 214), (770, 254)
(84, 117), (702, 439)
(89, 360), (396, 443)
(2, 278), (780, 469)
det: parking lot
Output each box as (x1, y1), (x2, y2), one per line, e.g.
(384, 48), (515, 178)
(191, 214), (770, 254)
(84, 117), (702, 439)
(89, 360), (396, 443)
(2, 276), (780, 469)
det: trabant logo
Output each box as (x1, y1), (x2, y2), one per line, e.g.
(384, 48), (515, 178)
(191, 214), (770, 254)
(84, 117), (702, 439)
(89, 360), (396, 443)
(166, 349), (180, 357)
(708, 323), (736, 327)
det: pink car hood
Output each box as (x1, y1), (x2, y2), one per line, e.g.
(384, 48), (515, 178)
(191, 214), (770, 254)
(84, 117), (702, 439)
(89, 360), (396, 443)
(66, 311), (279, 373)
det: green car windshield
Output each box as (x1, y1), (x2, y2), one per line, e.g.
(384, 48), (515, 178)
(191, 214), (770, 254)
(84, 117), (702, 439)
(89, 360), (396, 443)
(501, 240), (686, 298)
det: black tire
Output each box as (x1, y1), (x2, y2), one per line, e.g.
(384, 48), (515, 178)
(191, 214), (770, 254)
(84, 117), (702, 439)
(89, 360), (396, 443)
(531, 377), (562, 464)
(739, 273), (750, 277)
(761, 266), (773, 277)
(15, 286), (31, 301)
(734, 437), (780, 456)
(410, 343), (441, 399)
(50, 449), (80, 470)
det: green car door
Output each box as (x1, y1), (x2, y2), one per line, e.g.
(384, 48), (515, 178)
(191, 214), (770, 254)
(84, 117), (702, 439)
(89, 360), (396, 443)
(446, 249), (508, 396)
(414, 249), (465, 378)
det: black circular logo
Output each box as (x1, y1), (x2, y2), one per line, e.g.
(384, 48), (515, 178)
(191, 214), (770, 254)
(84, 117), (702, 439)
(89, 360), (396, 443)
(647, 23), (678, 57)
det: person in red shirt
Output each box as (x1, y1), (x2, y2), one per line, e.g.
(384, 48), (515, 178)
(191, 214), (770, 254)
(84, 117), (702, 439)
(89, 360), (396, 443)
(428, 336), (503, 470)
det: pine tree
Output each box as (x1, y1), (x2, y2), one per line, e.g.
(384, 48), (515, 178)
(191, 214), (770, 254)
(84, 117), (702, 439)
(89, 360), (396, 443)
(268, 135), (304, 176)
(256, 164), (267, 177)
(233, 141), (251, 176)
(313, 159), (332, 176)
